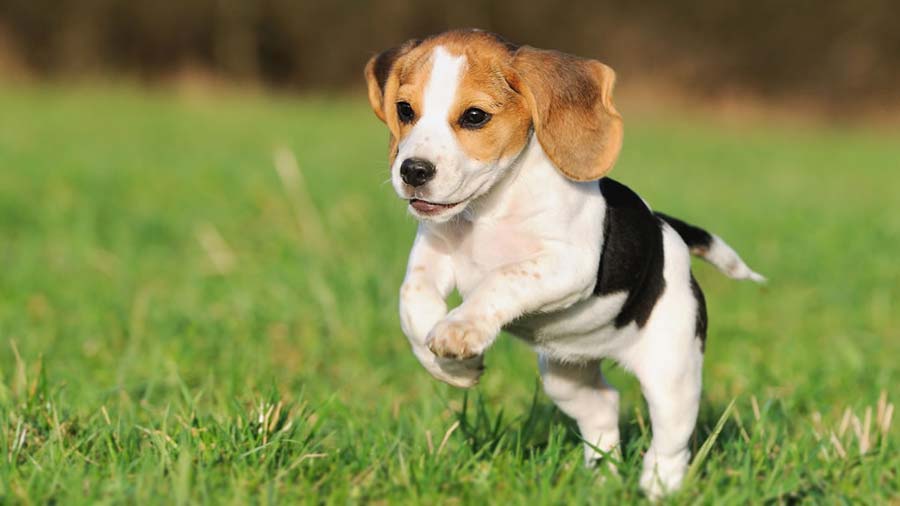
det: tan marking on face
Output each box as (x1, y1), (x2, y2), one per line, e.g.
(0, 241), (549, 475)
(384, 31), (532, 166)
(448, 47), (531, 163)
(383, 51), (434, 164)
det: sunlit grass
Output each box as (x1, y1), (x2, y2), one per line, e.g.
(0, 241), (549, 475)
(0, 86), (897, 503)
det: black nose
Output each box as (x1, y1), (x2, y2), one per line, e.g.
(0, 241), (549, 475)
(400, 158), (436, 187)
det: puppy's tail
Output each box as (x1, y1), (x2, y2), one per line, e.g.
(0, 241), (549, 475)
(656, 212), (766, 283)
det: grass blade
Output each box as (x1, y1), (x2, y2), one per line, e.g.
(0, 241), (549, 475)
(685, 398), (736, 484)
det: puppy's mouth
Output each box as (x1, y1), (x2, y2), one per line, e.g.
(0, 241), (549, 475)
(408, 198), (464, 217)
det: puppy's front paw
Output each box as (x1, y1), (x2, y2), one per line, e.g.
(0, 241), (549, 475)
(426, 319), (491, 360)
(434, 356), (484, 388)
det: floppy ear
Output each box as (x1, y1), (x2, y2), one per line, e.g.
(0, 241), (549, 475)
(364, 39), (421, 123)
(509, 47), (624, 181)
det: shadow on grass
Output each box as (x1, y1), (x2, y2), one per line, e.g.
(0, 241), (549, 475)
(453, 380), (580, 462)
(452, 380), (747, 469)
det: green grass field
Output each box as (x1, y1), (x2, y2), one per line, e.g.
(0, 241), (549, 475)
(0, 86), (898, 504)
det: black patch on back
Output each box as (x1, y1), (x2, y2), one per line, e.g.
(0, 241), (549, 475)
(690, 274), (708, 351)
(655, 212), (713, 253)
(595, 178), (666, 328)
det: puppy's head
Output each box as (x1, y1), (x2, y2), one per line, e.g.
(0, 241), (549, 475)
(365, 30), (623, 222)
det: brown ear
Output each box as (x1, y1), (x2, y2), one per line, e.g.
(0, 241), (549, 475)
(509, 47), (623, 181)
(364, 39), (421, 123)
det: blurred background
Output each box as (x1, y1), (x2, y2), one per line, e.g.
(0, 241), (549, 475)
(2, 0), (900, 115)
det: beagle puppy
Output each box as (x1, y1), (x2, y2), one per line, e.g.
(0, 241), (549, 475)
(364, 29), (763, 499)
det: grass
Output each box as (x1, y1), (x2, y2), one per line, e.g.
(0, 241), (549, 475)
(0, 85), (897, 504)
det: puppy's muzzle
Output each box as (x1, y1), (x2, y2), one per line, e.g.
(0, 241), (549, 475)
(400, 158), (436, 187)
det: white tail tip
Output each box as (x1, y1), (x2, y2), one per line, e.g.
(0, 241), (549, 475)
(746, 271), (767, 284)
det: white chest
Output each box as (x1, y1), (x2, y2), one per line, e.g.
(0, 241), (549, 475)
(450, 220), (545, 297)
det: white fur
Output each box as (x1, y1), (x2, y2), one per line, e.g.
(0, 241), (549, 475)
(394, 44), (753, 500)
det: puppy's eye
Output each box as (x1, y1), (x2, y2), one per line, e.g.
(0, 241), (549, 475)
(459, 107), (491, 129)
(396, 102), (415, 124)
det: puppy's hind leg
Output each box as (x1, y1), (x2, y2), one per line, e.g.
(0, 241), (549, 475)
(539, 356), (620, 467)
(632, 330), (703, 500)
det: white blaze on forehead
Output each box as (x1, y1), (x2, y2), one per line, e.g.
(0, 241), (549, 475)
(397, 46), (466, 165)
(393, 45), (471, 204)
(421, 46), (465, 124)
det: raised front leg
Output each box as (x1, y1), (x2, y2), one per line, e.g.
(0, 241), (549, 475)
(427, 251), (595, 360)
(399, 231), (483, 388)
(539, 356), (620, 466)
